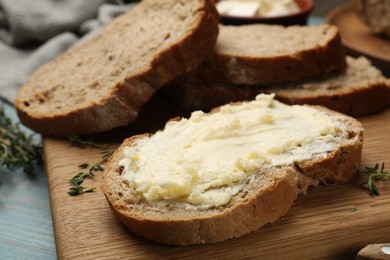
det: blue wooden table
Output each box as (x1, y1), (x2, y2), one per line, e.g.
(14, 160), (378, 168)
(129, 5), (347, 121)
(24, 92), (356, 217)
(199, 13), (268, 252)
(0, 102), (56, 260)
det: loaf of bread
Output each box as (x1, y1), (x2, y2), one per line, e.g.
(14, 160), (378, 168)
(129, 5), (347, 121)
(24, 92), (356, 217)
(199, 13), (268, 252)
(102, 94), (363, 245)
(165, 56), (390, 116)
(173, 23), (347, 86)
(356, 0), (390, 38)
(14, 0), (219, 137)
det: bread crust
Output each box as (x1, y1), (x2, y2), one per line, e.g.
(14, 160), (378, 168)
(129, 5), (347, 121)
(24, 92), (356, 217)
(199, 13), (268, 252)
(15, 0), (219, 137)
(101, 105), (363, 245)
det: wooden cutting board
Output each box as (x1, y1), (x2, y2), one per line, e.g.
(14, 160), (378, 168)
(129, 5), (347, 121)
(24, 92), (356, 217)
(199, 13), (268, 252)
(44, 94), (390, 260)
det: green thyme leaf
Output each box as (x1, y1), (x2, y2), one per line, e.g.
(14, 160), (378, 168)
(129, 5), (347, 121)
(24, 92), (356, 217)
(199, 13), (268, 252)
(67, 136), (114, 196)
(361, 162), (390, 196)
(69, 172), (85, 185)
(78, 163), (90, 169)
(68, 185), (96, 196)
(0, 104), (43, 185)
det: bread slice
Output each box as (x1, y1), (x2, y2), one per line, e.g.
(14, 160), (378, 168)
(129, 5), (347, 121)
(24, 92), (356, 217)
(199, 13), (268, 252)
(173, 23), (347, 86)
(165, 56), (390, 116)
(14, 0), (219, 137)
(102, 95), (363, 245)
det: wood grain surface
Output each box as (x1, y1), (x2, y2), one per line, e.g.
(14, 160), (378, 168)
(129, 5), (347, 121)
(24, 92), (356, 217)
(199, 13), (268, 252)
(44, 94), (390, 260)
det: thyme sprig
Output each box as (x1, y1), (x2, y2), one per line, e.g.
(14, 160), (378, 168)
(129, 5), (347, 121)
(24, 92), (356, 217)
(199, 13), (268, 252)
(360, 162), (390, 196)
(0, 105), (42, 180)
(68, 136), (114, 196)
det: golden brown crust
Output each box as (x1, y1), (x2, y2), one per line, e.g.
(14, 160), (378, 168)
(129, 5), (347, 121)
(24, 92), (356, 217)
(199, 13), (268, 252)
(15, 0), (219, 137)
(101, 105), (363, 245)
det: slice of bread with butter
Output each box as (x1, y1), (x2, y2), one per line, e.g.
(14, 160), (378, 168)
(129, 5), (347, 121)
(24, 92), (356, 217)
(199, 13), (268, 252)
(102, 94), (363, 245)
(164, 56), (390, 116)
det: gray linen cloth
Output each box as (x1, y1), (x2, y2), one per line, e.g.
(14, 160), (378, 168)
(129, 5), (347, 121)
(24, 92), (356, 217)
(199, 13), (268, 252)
(0, 0), (134, 103)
